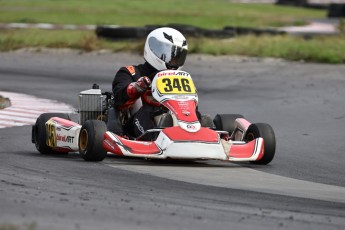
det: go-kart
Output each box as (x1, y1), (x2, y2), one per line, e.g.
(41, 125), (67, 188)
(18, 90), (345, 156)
(32, 70), (276, 165)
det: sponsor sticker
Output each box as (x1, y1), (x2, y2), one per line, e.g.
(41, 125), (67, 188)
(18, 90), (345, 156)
(187, 124), (197, 130)
(134, 118), (145, 134)
(56, 134), (75, 143)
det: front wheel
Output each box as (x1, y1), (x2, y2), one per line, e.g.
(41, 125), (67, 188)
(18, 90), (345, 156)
(32, 113), (70, 154)
(79, 120), (107, 161)
(244, 123), (276, 165)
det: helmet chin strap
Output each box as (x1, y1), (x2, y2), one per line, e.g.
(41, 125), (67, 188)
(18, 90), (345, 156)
(165, 63), (178, 70)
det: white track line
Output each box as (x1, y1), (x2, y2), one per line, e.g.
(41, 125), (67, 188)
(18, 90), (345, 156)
(0, 91), (75, 129)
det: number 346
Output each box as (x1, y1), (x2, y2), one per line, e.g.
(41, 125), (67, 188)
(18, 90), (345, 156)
(162, 78), (192, 92)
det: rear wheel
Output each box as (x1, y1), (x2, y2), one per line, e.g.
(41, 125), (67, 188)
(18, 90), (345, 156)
(32, 113), (70, 154)
(79, 120), (107, 161)
(244, 123), (276, 165)
(213, 114), (244, 133)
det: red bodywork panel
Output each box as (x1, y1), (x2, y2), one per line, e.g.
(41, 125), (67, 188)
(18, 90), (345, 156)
(103, 132), (161, 155)
(103, 127), (264, 162)
(163, 126), (219, 143)
(229, 139), (264, 160)
(103, 133), (123, 155)
(162, 100), (199, 123)
(51, 117), (79, 129)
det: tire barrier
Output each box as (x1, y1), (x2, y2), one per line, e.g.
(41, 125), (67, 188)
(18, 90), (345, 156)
(275, 0), (328, 9)
(328, 4), (345, 18)
(276, 0), (307, 6)
(95, 26), (149, 40)
(224, 26), (285, 36)
(95, 24), (285, 40)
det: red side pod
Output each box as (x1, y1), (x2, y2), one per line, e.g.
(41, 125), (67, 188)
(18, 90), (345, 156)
(229, 139), (264, 159)
(256, 140), (265, 161)
(103, 132), (161, 155)
(120, 138), (161, 155)
(103, 132), (123, 155)
(163, 127), (219, 143)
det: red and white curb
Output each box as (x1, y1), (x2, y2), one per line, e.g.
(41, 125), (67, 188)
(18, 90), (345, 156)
(280, 22), (338, 34)
(0, 91), (75, 129)
(0, 23), (98, 31)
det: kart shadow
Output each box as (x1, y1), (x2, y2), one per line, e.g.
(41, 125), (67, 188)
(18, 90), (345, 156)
(27, 151), (268, 169)
(104, 154), (250, 168)
(27, 151), (84, 161)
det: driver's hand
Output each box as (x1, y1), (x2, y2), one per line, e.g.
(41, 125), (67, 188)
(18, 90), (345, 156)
(127, 76), (151, 99)
(135, 76), (151, 93)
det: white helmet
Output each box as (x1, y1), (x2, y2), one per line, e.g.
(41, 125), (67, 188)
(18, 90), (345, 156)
(144, 27), (188, 71)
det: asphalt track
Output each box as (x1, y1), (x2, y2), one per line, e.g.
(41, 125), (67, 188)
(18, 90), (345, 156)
(1, 51), (345, 230)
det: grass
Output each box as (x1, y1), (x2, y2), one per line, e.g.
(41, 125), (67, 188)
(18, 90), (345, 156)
(0, 222), (37, 230)
(190, 35), (345, 64)
(0, 29), (144, 52)
(1, 29), (345, 64)
(1, 0), (344, 63)
(0, 0), (325, 28)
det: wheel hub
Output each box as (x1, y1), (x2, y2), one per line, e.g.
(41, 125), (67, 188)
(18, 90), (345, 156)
(79, 129), (88, 151)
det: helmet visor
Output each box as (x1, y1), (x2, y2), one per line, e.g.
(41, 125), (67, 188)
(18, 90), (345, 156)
(148, 37), (187, 69)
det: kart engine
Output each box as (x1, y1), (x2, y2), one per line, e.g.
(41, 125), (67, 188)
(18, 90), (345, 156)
(78, 88), (106, 125)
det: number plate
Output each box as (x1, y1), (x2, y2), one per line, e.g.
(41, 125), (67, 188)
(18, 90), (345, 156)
(46, 120), (57, 147)
(156, 76), (196, 94)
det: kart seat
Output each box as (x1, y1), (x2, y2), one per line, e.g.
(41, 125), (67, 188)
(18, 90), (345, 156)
(157, 113), (173, 128)
(200, 114), (215, 128)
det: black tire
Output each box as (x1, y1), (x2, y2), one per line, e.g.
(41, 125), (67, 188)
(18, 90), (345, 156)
(328, 4), (345, 18)
(244, 123), (276, 165)
(96, 26), (148, 40)
(213, 114), (244, 133)
(32, 113), (70, 154)
(79, 120), (107, 162)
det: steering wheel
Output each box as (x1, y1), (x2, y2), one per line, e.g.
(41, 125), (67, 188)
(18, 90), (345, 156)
(142, 90), (161, 107)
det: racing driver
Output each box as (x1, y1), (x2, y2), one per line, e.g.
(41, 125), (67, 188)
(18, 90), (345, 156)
(107, 27), (189, 138)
